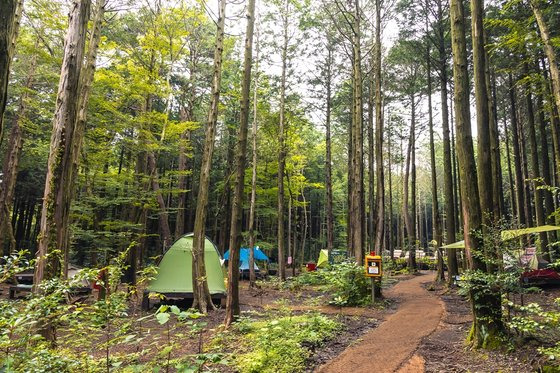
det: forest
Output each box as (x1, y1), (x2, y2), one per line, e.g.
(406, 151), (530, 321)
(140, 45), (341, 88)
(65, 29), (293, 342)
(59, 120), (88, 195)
(1, 0), (560, 371)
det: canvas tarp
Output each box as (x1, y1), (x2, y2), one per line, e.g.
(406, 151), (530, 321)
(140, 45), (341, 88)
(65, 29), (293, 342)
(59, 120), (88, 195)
(441, 225), (560, 250)
(147, 233), (226, 295)
(501, 225), (560, 241)
(317, 249), (329, 268)
(441, 240), (466, 249)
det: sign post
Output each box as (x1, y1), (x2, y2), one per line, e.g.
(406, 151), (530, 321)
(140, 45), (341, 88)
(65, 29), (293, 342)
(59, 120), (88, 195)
(365, 253), (382, 303)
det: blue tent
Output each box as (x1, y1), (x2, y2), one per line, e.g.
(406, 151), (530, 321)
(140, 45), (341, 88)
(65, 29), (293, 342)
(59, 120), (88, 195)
(223, 247), (269, 271)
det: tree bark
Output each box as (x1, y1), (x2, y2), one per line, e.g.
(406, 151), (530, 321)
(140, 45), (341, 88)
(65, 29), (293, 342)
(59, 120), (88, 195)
(373, 0), (384, 254)
(531, 0), (560, 120)
(64, 0), (106, 271)
(387, 121), (394, 260)
(367, 57), (375, 253)
(520, 113), (534, 227)
(175, 66), (196, 239)
(436, 0), (458, 283)
(0, 39), (36, 256)
(277, 0), (289, 281)
(504, 116), (516, 217)
(451, 0), (502, 347)
(248, 24), (260, 288)
(192, 0), (226, 313)
(225, 0), (255, 326)
(0, 0), (20, 144)
(35, 0), (91, 289)
(147, 151), (172, 251)
(403, 94), (416, 272)
(33, 0), (91, 343)
(488, 70), (504, 216)
(350, 0), (364, 264)
(425, 15), (443, 282)
(471, 0), (493, 229)
(509, 73), (526, 227)
(523, 68), (549, 260)
(325, 39), (335, 254)
(535, 81), (555, 231)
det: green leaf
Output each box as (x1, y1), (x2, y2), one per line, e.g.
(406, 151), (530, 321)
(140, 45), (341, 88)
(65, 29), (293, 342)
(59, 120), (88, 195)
(156, 312), (170, 325)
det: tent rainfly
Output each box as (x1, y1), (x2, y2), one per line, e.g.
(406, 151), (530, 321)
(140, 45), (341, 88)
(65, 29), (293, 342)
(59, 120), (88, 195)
(143, 233), (226, 309)
(223, 247), (269, 270)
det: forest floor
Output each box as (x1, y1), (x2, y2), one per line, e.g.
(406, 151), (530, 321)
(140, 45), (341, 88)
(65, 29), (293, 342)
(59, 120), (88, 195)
(1, 271), (556, 371)
(317, 273), (444, 373)
(315, 272), (540, 372)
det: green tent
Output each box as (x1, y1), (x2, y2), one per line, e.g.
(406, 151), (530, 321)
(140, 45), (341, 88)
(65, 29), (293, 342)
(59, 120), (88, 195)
(317, 249), (329, 268)
(146, 233), (226, 297)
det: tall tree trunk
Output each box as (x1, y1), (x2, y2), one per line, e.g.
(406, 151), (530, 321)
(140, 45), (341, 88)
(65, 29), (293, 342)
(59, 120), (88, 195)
(225, 0), (255, 326)
(403, 95), (416, 271)
(367, 57), (375, 253)
(425, 16), (443, 281)
(520, 116), (534, 227)
(536, 80), (555, 232)
(410, 99), (417, 270)
(488, 71), (504, 216)
(219, 124), (235, 252)
(509, 73), (526, 227)
(523, 69), (549, 260)
(0, 0), (21, 144)
(64, 0), (106, 271)
(0, 40), (36, 255)
(504, 116), (516, 217)
(175, 66), (196, 239)
(373, 0), (384, 254)
(248, 24), (260, 288)
(33, 0), (91, 343)
(451, 0), (502, 347)
(325, 40), (334, 254)
(35, 0), (91, 288)
(277, 0), (289, 281)
(471, 0), (494, 229)
(192, 0), (226, 313)
(437, 0), (458, 283)
(531, 0), (560, 119)
(350, 0), (364, 264)
(147, 152), (172, 251)
(540, 57), (560, 183)
(388, 123), (394, 260)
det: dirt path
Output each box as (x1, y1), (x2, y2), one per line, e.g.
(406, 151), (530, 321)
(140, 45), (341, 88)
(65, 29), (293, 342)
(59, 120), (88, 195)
(317, 272), (444, 373)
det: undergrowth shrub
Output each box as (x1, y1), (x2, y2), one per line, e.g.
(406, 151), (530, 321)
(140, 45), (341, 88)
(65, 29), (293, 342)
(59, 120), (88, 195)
(507, 298), (560, 369)
(383, 258), (407, 274)
(322, 261), (371, 306)
(0, 248), (215, 372)
(218, 312), (340, 373)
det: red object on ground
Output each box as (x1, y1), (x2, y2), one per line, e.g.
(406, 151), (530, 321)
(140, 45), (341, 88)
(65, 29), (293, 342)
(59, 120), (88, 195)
(306, 263), (317, 272)
(93, 269), (107, 290)
(522, 268), (560, 284)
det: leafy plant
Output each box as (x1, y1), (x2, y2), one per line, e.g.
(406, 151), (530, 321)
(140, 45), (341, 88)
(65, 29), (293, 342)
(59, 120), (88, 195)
(215, 312), (340, 373)
(322, 261), (371, 307)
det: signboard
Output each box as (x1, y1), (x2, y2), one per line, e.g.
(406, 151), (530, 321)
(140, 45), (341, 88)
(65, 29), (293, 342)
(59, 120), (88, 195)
(365, 254), (382, 278)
